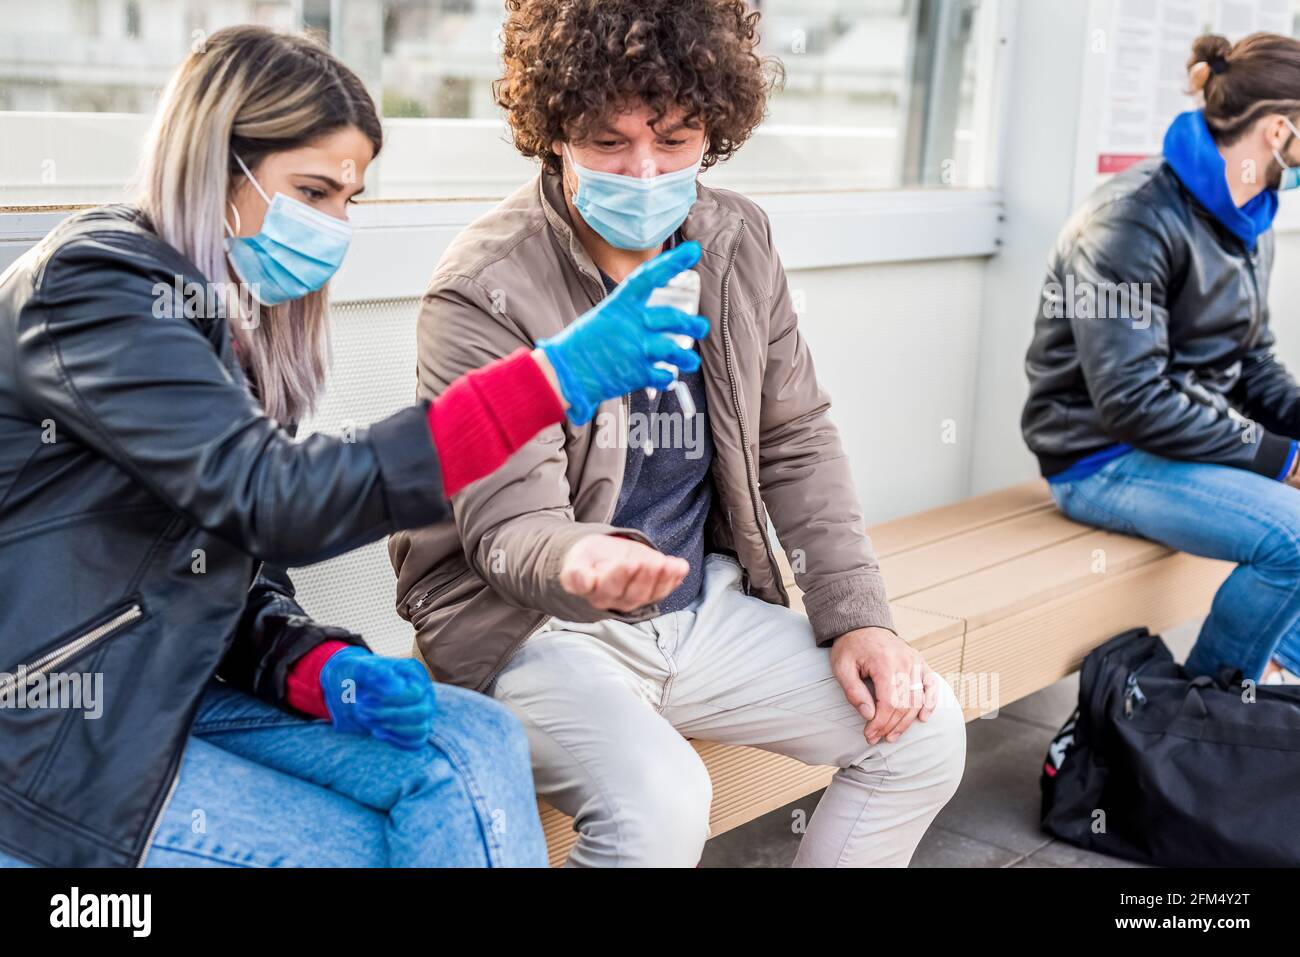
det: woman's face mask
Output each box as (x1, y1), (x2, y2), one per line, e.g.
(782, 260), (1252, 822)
(564, 142), (705, 250)
(224, 153), (353, 306)
(1272, 117), (1300, 192)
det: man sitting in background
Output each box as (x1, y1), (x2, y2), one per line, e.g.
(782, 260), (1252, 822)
(1023, 32), (1300, 686)
(390, 0), (966, 867)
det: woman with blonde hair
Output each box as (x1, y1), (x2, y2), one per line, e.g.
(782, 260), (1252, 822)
(0, 24), (705, 867)
(1024, 31), (1300, 687)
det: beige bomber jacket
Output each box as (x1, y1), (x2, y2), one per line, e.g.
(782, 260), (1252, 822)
(389, 170), (895, 691)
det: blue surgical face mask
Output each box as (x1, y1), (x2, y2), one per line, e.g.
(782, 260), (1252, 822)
(1273, 118), (1300, 192)
(564, 143), (704, 250)
(224, 153), (353, 306)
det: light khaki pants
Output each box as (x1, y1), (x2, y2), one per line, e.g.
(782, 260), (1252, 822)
(490, 553), (967, 867)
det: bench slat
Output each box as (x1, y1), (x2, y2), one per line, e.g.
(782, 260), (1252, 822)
(958, 551), (1232, 718)
(881, 506), (1090, 600)
(867, 480), (1053, 558)
(897, 529), (1173, 630)
(784, 591), (964, 652)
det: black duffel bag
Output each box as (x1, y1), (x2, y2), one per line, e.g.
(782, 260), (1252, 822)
(1040, 626), (1300, 866)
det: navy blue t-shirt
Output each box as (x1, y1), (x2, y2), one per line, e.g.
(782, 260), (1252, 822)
(598, 244), (714, 612)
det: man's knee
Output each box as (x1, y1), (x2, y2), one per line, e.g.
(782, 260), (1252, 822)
(875, 676), (967, 800)
(1252, 517), (1300, 582)
(576, 751), (713, 867)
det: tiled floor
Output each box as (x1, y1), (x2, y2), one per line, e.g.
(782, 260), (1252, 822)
(699, 619), (1202, 868)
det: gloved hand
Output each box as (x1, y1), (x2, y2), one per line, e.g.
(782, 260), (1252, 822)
(319, 647), (437, 750)
(537, 240), (710, 424)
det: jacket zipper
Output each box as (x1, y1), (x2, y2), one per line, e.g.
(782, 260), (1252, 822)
(1241, 242), (1263, 350)
(1122, 668), (1149, 718)
(718, 220), (788, 604)
(0, 599), (174, 865)
(143, 553), (225, 866)
(410, 565), (475, 614)
(136, 763), (180, 866)
(0, 603), (143, 697)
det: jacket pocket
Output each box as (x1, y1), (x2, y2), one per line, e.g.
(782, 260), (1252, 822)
(405, 566), (475, 618)
(0, 598), (145, 697)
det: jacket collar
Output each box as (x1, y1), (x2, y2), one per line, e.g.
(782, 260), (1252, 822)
(1163, 110), (1278, 249)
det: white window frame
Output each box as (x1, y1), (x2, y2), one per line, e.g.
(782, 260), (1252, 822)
(0, 0), (1015, 286)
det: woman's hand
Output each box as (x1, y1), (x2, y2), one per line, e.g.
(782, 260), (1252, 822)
(535, 241), (710, 424)
(319, 647), (436, 750)
(559, 534), (689, 613)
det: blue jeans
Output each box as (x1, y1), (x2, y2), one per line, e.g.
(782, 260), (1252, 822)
(0, 680), (547, 868)
(1050, 449), (1300, 682)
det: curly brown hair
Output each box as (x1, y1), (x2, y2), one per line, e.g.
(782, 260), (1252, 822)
(494, 0), (783, 174)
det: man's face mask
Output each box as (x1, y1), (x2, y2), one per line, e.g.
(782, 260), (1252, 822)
(564, 142), (705, 250)
(224, 153), (353, 306)
(1272, 116), (1300, 192)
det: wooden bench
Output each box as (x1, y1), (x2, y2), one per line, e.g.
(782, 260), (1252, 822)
(537, 480), (1231, 865)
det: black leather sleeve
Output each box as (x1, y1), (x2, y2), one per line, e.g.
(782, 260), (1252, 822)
(16, 231), (450, 566)
(217, 564), (369, 712)
(1229, 327), (1300, 443)
(1066, 200), (1293, 478)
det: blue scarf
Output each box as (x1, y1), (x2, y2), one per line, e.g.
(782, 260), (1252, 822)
(1162, 110), (1278, 248)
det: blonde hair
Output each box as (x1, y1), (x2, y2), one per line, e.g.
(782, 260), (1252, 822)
(136, 25), (382, 424)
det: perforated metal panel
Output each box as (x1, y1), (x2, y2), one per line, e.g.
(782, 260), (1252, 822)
(290, 297), (422, 658)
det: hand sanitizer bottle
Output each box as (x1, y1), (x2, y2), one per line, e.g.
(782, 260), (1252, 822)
(644, 269), (700, 429)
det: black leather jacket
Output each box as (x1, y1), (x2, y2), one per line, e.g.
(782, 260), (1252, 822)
(1023, 158), (1300, 479)
(0, 205), (449, 866)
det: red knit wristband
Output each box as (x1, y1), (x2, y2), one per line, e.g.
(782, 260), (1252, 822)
(285, 640), (352, 719)
(427, 348), (565, 497)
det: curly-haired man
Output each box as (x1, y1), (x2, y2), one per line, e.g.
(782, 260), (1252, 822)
(390, 0), (966, 867)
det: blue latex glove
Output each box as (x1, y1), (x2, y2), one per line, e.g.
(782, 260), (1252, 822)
(319, 647), (436, 750)
(537, 240), (710, 424)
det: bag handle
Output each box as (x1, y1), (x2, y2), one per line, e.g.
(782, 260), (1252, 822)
(1216, 665), (1245, 690)
(1178, 678), (1214, 721)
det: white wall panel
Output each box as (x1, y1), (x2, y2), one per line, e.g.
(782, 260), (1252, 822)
(789, 258), (986, 525)
(1267, 230), (1300, 374)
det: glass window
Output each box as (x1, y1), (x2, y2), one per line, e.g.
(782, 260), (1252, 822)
(717, 0), (988, 192)
(0, 0), (997, 208)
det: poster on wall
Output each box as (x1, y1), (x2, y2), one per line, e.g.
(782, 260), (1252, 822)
(1095, 0), (1295, 175)
(1213, 0), (1294, 36)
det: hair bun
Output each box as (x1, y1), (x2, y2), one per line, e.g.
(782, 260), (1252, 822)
(1188, 34), (1232, 94)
